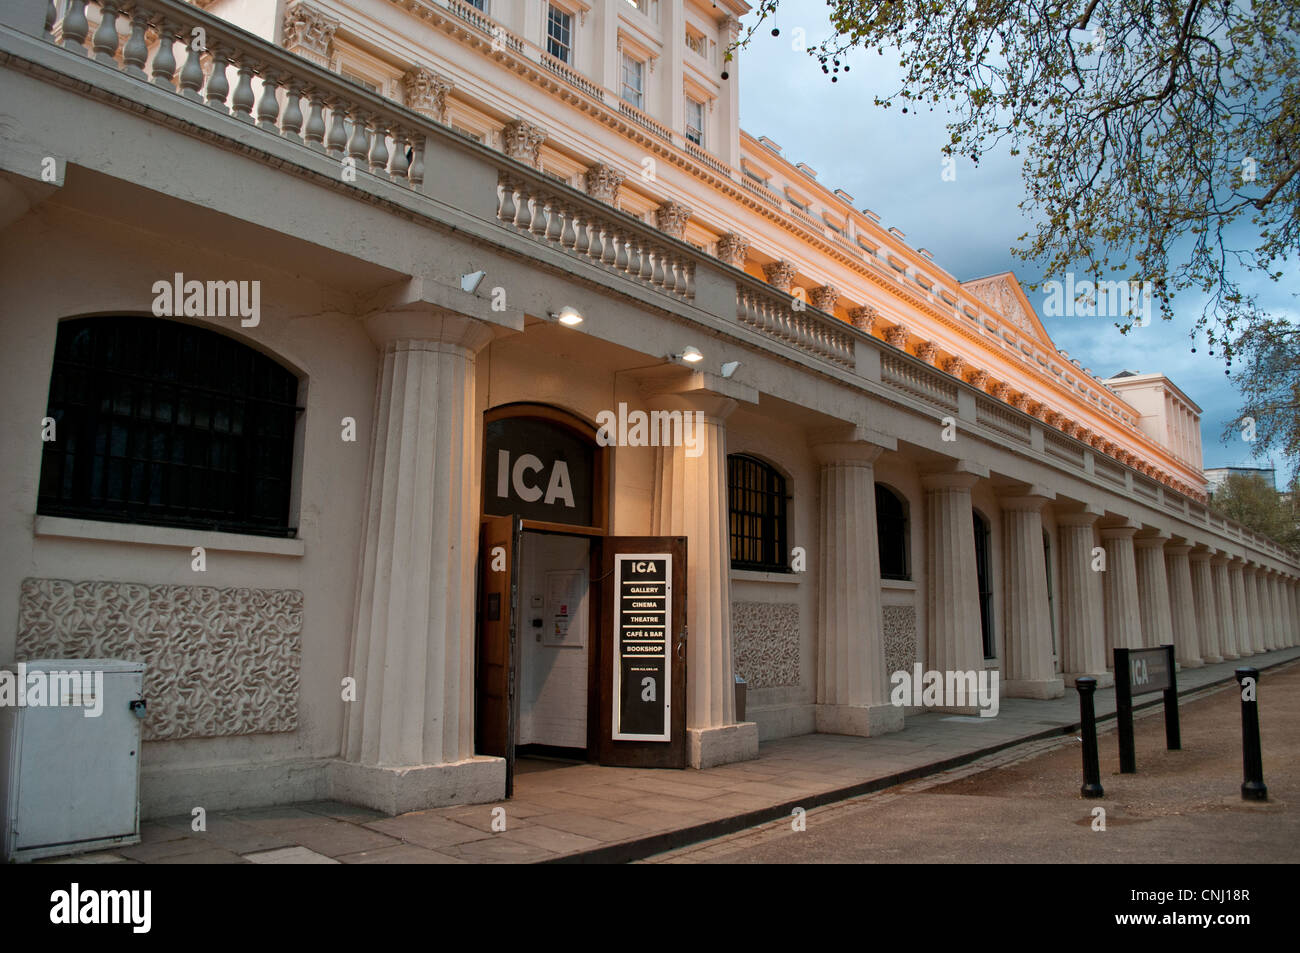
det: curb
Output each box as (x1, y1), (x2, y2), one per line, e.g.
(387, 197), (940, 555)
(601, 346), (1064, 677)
(542, 654), (1300, 864)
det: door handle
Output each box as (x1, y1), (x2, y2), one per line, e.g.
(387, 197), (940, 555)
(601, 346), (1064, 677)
(676, 639), (685, 660)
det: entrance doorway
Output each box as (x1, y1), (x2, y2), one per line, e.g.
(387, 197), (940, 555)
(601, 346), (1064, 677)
(472, 404), (689, 795)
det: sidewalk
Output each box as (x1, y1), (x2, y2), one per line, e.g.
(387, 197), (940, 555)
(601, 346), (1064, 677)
(43, 647), (1300, 865)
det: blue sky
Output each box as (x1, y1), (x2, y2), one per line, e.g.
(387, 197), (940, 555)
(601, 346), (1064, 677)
(735, 0), (1293, 482)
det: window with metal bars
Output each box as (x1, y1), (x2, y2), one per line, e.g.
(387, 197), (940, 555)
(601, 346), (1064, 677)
(37, 316), (301, 537)
(727, 454), (789, 571)
(876, 483), (910, 580)
(974, 509), (995, 657)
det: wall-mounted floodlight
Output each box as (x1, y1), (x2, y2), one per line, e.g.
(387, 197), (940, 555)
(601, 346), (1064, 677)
(461, 270), (486, 294)
(721, 361), (742, 378)
(545, 306), (583, 327)
(673, 346), (704, 363)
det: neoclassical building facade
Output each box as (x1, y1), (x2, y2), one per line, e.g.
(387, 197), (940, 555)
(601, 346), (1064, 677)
(0, 0), (1295, 815)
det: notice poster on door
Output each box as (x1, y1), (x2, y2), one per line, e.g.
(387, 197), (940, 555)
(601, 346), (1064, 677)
(544, 569), (586, 647)
(612, 554), (671, 742)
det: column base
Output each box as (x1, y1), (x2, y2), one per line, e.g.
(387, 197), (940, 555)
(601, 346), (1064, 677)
(1003, 677), (1065, 699)
(1202, 654), (1225, 664)
(1178, 657), (1205, 669)
(815, 703), (905, 736)
(1221, 652), (1241, 661)
(327, 756), (506, 816)
(1065, 671), (1114, 689)
(688, 722), (759, 769)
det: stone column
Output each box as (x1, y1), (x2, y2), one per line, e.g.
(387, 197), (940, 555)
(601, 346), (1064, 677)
(647, 380), (759, 768)
(1233, 560), (1257, 657)
(1211, 554), (1240, 660)
(1165, 544), (1203, 667)
(334, 308), (503, 815)
(1189, 549), (1223, 663)
(1000, 494), (1064, 698)
(1058, 512), (1111, 686)
(1100, 525), (1143, 660)
(1287, 578), (1299, 647)
(813, 436), (905, 735)
(1265, 572), (1284, 651)
(1133, 534), (1173, 649)
(1244, 564), (1265, 655)
(1253, 566), (1273, 654)
(922, 470), (984, 710)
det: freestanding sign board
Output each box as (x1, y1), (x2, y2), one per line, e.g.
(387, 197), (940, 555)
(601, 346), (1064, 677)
(1113, 644), (1181, 774)
(612, 554), (672, 741)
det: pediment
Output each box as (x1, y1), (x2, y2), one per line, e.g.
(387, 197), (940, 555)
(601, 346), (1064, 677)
(960, 272), (1054, 350)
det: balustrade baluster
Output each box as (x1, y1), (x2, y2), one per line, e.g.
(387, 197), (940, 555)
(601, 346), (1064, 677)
(624, 239), (640, 277)
(91, 2), (120, 65)
(513, 189), (532, 228)
(178, 33), (205, 101)
(151, 20), (178, 90)
(345, 109), (370, 165)
(303, 89), (326, 150)
(651, 252), (666, 287)
(407, 136), (425, 190)
(324, 99), (348, 156)
(59, 0), (89, 53)
(388, 129), (410, 183)
(600, 228), (617, 266)
(614, 234), (629, 270)
(203, 44), (229, 110)
(44, 0), (57, 41)
(280, 84), (305, 142)
(498, 179), (517, 223)
(255, 70), (282, 131)
(574, 216), (591, 255)
(560, 206), (577, 248)
(528, 194), (549, 236)
(231, 62), (256, 122)
(368, 119), (390, 177)
(546, 202), (564, 243)
(638, 245), (654, 281)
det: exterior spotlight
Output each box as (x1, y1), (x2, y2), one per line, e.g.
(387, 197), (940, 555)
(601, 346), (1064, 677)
(555, 305), (584, 326)
(721, 361), (742, 378)
(461, 270), (486, 294)
(675, 346), (704, 363)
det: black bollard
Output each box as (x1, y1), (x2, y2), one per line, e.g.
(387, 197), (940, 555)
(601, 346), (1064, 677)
(1234, 667), (1267, 802)
(1077, 677), (1104, 799)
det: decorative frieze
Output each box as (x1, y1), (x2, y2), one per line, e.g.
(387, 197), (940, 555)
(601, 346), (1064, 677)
(585, 163), (624, 204)
(809, 285), (839, 313)
(883, 605), (918, 679)
(655, 200), (692, 239)
(715, 231), (750, 268)
(502, 118), (546, 168)
(402, 68), (453, 122)
(848, 305), (877, 333)
(17, 578), (303, 741)
(762, 259), (797, 294)
(281, 1), (338, 68)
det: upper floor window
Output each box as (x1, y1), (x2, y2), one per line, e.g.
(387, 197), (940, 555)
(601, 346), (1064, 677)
(743, 168), (770, 187)
(685, 96), (705, 146)
(728, 454), (789, 572)
(547, 5), (573, 64)
(465, 0), (487, 10)
(339, 69), (380, 94)
(621, 52), (645, 109)
(38, 316), (301, 537)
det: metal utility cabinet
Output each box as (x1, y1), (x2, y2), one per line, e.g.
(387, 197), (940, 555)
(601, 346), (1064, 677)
(1, 659), (146, 862)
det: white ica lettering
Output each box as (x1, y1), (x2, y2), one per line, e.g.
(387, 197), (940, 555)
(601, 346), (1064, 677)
(496, 449), (575, 508)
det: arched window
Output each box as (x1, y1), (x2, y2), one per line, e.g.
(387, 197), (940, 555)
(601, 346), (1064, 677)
(38, 316), (301, 536)
(727, 454), (788, 572)
(875, 483), (910, 580)
(974, 509), (995, 658)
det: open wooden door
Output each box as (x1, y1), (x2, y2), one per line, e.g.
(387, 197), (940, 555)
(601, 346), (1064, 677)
(591, 536), (687, 769)
(476, 514), (522, 795)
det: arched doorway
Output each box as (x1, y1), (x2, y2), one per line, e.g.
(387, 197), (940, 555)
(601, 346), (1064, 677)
(475, 403), (687, 795)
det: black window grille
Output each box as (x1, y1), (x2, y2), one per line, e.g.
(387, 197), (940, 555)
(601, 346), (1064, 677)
(728, 454), (788, 571)
(974, 510), (995, 657)
(38, 316), (301, 537)
(876, 483), (910, 580)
